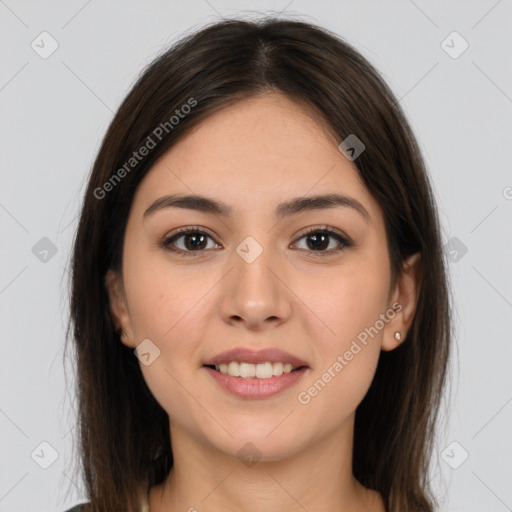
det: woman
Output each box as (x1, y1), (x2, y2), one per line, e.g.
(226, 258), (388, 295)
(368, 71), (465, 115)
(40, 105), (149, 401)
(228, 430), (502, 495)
(64, 16), (452, 512)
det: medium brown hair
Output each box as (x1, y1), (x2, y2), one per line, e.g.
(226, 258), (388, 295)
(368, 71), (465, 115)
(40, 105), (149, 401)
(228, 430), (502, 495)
(65, 16), (452, 512)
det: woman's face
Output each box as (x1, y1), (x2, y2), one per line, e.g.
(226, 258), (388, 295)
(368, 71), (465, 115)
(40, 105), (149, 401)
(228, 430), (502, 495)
(106, 92), (417, 461)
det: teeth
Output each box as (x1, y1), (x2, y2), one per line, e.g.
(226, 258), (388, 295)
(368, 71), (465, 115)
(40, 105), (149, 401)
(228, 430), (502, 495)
(214, 361), (299, 379)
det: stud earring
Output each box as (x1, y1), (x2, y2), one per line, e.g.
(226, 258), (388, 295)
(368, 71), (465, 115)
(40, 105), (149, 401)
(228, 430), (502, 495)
(394, 331), (401, 341)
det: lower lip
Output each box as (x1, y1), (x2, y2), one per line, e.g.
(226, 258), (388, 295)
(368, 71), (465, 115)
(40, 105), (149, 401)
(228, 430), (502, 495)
(203, 366), (308, 399)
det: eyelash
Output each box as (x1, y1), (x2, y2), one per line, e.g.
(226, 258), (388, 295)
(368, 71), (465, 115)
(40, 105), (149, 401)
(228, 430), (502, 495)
(158, 225), (353, 258)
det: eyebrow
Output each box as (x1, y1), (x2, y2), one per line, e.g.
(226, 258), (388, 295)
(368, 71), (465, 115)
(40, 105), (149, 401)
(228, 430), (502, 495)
(143, 193), (371, 224)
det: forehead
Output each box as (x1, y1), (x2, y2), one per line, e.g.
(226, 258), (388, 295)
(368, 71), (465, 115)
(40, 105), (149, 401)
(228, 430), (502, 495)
(131, 92), (380, 223)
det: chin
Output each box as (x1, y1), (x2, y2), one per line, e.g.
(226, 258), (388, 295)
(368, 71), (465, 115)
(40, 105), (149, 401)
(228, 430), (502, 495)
(206, 427), (306, 463)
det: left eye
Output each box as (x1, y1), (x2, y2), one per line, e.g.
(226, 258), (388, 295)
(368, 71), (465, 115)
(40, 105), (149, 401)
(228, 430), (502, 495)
(292, 227), (351, 254)
(160, 226), (351, 256)
(162, 228), (219, 254)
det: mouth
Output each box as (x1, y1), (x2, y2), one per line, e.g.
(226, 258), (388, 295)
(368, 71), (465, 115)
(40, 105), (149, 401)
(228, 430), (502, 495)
(201, 347), (310, 398)
(203, 361), (308, 379)
(202, 363), (309, 399)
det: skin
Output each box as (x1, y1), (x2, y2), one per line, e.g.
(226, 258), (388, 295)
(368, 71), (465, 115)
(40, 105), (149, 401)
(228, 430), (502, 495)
(105, 91), (422, 512)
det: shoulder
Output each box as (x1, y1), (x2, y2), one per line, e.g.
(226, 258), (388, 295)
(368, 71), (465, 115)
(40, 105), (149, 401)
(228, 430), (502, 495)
(63, 504), (90, 512)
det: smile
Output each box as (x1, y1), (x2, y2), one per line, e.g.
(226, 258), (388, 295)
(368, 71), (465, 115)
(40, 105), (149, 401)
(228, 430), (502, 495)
(211, 361), (301, 379)
(203, 364), (308, 399)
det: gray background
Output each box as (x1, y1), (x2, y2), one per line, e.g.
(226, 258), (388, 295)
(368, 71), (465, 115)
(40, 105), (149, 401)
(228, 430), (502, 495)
(1, 1), (511, 511)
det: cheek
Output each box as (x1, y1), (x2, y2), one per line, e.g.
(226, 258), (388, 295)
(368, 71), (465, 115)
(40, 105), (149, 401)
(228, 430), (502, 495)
(124, 256), (207, 341)
(297, 282), (387, 414)
(125, 272), (210, 420)
(293, 259), (389, 414)
(296, 348), (379, 435)
(294, 259), (390, 355)
(123, 257), (216, 373)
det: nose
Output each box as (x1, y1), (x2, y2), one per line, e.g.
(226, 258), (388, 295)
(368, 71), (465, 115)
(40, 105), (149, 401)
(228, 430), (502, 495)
(219, 242), (292, 331)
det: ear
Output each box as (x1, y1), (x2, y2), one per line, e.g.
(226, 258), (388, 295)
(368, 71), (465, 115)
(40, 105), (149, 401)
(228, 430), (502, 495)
(382, 252), (422, 351)
(104, 269), (136, 348)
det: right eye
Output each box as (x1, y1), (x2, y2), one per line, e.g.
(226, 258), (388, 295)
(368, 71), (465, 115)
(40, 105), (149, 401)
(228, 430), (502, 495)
(160, 226), (222, 256)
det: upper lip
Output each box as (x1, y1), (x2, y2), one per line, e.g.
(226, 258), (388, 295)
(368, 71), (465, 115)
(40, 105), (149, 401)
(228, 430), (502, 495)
(203, 348), (309, 368)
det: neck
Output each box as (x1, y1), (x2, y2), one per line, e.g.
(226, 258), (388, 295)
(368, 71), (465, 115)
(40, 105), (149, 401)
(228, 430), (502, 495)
(149, 414), (384, 512)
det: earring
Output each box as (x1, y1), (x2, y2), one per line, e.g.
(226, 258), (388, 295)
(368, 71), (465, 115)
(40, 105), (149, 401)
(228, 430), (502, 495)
(394, 331), (401, 341)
